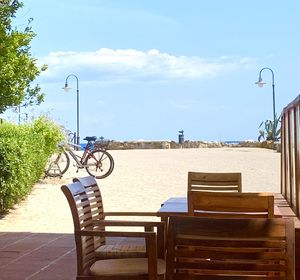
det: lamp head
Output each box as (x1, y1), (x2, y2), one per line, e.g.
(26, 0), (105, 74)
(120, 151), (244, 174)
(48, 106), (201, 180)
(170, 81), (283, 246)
(255, 77), (266, 88)
(62, 83), (71, 92)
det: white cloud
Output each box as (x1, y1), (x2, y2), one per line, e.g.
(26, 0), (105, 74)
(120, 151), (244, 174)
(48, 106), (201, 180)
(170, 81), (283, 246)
(38, 48), (256, 84)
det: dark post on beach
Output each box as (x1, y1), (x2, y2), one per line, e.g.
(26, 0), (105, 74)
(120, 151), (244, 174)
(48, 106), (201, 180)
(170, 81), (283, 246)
(178, 130), (184, 144)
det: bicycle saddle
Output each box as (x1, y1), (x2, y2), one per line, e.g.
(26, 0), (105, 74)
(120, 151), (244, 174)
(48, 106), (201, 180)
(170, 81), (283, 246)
(83, 136), (97, 142)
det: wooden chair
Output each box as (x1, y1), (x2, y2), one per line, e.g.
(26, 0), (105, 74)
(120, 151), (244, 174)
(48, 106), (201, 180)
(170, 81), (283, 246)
(166, 215), (295, 279)
(188, 171), (242, 192)
(61, 182), (166, 280)
(188, 191), (275, 218)
(72, 176), (165, 260)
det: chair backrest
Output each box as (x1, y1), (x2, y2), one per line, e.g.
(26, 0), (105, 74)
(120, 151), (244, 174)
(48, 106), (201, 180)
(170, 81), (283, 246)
(188, 171), (242, 192)
(166, 216), (295, 279)
(188, 191), (275, 218)
(73, 176), (105, 248)
(73, 176), (104, 220)
(61, 182), (96, 276)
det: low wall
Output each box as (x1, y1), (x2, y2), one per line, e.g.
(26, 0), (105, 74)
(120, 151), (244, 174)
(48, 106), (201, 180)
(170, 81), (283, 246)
(106, 140), (278, 150)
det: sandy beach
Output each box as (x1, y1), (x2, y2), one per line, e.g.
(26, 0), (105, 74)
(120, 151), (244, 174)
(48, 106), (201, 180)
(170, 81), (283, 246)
(0, 147), (281, 234)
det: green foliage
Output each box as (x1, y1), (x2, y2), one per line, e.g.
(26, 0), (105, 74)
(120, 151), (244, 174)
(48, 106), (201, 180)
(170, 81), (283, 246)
(258, 114), (281, 142)
(0, 1), (47, 113)
(0, 117), (64, 213)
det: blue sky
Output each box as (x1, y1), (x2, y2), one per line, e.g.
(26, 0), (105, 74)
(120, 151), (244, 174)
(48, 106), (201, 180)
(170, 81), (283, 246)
(2, 1), (300, 142)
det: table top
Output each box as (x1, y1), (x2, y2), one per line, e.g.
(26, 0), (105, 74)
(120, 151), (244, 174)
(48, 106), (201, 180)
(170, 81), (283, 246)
(157, 197), (187, 216)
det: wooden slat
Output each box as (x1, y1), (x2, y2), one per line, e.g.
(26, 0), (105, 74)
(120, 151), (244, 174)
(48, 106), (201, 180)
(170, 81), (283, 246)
(191, 186), (240, 191)
(175, 239), (286, 248)
(173, 274), (286, 280)
(191, 181), (239, 186)
(282, 111), (288, 198)
(174, 261), (287, 272)
(175, 249), (287, 260)
(293, 108), (298, 215)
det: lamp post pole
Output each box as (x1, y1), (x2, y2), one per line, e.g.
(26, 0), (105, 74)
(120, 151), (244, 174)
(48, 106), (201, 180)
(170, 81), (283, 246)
(63, 74), (80, 147)
(16, 103), (28, 125)
(255, 67), (276, 140)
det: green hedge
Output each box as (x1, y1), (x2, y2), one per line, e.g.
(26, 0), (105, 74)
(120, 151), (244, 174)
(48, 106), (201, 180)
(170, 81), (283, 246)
(0, 117), (64, 213)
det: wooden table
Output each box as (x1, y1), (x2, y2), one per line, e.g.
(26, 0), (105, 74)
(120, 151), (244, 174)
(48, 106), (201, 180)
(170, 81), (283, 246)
(157, 197), (187, 219)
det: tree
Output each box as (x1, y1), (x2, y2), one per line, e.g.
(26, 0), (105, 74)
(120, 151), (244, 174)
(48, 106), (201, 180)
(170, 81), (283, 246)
(0, 0), (46, 113)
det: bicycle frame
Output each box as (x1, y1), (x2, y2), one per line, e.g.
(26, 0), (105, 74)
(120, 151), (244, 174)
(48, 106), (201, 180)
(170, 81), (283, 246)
(62, 141), (101, 169)
(63, 142), (88, 167)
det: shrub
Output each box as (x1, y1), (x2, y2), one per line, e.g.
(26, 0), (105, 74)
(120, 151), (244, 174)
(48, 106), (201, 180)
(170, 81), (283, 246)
(258, 114), (281, 142)
(0, 117), (64, 213)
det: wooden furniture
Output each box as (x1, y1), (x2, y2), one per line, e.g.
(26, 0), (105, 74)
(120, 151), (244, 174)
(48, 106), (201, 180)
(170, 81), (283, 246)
(158, 197), (187, 217)
(165, 215), (295, 279)
(61, 181), (165, 280)
(188, 191), (275, 218)
(279, 95), (300, 278)
(158, 196), (282, 219)
(188, 171), (242, 192)
(281, 95), (300, 218)
(73, 176), (165, 259)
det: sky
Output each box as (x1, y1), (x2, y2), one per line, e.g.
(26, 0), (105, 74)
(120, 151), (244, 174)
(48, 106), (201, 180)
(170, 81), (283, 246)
(2, 0), (300, 142)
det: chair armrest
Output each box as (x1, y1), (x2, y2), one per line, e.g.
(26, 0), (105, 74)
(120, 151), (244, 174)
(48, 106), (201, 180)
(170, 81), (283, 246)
(93, 219), (164, 228)
(77, 229), (156, 238)
(104, 211), (159, 217)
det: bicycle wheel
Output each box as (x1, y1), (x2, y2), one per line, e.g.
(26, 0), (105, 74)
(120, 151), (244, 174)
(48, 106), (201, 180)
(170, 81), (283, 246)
(84, 149), (114, 179)
(45, 151), (70, 177)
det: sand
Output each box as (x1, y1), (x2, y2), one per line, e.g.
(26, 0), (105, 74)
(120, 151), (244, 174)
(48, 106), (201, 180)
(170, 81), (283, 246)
(0, 147), (281, 234)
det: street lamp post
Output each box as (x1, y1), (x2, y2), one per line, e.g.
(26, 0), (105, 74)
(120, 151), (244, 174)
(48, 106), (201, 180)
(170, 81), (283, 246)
(16, 103), (28, 125)
(255, 67), (276, 140)
(63, 74), (80, 147)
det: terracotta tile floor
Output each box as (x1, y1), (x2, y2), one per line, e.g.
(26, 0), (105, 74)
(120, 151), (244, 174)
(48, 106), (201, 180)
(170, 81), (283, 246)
(0, 232), (76, 280)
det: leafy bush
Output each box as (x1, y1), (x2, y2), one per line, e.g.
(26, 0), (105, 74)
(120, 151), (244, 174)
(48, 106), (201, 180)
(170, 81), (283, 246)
(0, 117), (64, 213)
